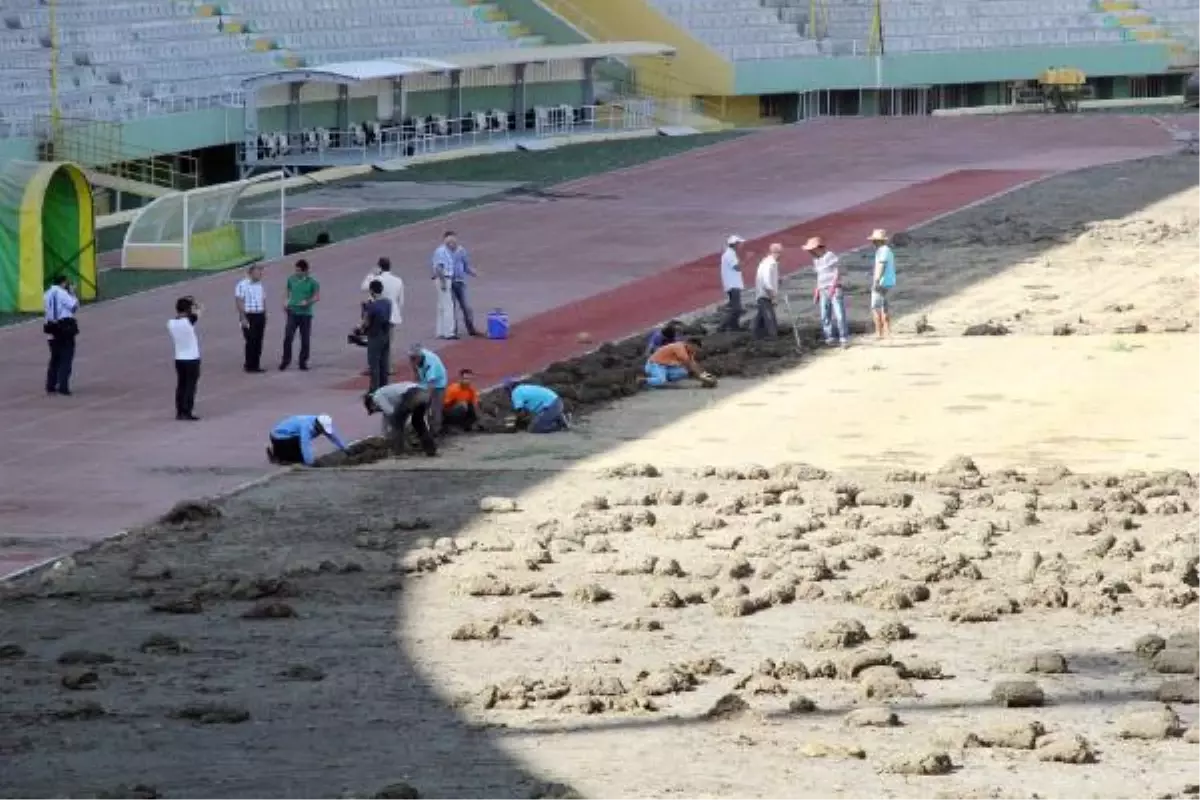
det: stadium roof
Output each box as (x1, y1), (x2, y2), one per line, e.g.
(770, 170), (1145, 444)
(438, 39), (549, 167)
(242, 42), (676, 88)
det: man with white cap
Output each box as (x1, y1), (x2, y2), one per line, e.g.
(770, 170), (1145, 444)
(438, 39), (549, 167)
(267, 414), (348, 466)
(869, 229), (896, 339)
(718, 235), (746, 332)
(802, 236), (848, 348)
(752, 242), (783, 340)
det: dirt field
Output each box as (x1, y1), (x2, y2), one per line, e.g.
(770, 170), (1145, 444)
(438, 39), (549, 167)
(1, 155), (1197, 799)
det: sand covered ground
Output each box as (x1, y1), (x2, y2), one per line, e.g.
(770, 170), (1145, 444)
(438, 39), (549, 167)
(1, 154), (1197, 799)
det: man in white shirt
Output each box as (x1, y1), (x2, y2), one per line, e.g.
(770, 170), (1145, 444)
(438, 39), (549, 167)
(168, 295), (203, 421)
(43, 275), (80, 395)
(752, 242), (783, 340)
(803, 236), (849, 347)
(362, 257), (404, 352)
(234, 264), (267, 373)
(718, 235), (746, 332)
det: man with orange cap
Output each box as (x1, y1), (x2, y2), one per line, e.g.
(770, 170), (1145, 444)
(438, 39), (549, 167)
(802, 236), (848, 348)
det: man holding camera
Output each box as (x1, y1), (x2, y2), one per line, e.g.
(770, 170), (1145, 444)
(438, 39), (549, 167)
(167, 295), (203, 420)
(43, 275), (80, 395)
(359, 279), (393, 392)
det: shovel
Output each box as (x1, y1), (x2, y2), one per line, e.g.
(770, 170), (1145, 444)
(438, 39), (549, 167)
(780, 292), (804, 352)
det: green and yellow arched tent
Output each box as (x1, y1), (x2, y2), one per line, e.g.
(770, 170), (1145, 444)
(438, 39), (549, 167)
(0, 160), (96, 313)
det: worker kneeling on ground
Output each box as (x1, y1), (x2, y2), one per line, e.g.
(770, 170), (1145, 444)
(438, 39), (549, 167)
(267, 413), (348, 466)
(646, 337), (717, 388)
(363, 381), (437, 457)
(505, 378), (570, 433)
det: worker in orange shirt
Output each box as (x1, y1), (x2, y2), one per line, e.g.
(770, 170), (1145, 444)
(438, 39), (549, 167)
(442, 367), (483, 432)
(645, 337), (717, 388)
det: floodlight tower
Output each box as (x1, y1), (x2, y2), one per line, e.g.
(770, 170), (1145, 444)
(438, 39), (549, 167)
(808, 0), (829, 41)
(867, 0), (885, 56)
(48, 0), (63, 147)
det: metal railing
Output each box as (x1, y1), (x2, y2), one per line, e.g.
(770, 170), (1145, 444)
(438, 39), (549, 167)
(1, 90), (245, 139)
(240, 100), (660, 167)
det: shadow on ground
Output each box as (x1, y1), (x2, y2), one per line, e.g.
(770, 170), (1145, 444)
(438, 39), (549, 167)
(0, 154), (1196, 798)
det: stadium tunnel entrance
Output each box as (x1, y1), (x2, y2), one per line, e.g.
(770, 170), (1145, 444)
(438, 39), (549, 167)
(0, 160), (96, 313)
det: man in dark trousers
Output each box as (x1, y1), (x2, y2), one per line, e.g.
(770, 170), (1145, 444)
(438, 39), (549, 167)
(167, 295), (203, 420)
(280, 259), (320, 371)
(360, 279), (393, 392)
(42, 274), (79, 395)
(363, 381), (437, 456)
(234, 264), (267, 372)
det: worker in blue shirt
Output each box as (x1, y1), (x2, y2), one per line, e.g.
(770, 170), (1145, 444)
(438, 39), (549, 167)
(267, 413), (348, 465)
(505, 378), (570, 433)
(409, 343), (449, 433)
(645, 319), (682, 356)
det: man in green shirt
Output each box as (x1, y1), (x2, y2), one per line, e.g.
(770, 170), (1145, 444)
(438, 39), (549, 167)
(279, 259), (321, 371)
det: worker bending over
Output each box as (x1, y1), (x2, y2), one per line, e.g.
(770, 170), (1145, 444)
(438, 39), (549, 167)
(409, 344), (449, 433)
(505, 378), (570, 433)
(267, 413), (348, 466)
(646, 338), (716, 388)
(363, 382), (437, 456)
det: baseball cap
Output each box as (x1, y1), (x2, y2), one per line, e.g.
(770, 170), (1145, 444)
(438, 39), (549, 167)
(408, 342), (424, 356)
(726, 235), (745, 246)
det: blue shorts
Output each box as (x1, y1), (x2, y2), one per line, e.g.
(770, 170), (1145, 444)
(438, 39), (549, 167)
(645, 361), (688, 387)
(871, 286), (890, 312)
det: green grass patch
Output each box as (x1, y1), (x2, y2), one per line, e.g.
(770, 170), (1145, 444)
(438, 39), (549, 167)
(287, 131), (745, 246)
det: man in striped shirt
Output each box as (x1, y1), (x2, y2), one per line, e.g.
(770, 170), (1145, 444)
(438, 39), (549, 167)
(234, 264), (267, 373)
(803, 236), (848, 347)
(431, 231), (480, 338)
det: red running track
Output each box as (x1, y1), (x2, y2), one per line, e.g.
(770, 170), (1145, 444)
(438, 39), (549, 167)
(0, 114), (1177, 577)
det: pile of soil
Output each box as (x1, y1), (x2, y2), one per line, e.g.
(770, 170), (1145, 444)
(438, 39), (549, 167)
(321, 314), (871, 467)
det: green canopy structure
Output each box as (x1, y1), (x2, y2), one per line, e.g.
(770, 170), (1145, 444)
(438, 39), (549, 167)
(0, 160), (97, 313)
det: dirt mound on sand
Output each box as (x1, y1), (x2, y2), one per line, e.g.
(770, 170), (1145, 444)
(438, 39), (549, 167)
(317, 316), (870, 467)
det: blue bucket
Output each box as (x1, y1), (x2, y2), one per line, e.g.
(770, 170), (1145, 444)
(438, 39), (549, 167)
(487, 308), (509, 340)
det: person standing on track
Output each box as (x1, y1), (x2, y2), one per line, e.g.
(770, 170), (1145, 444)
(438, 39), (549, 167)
(279, 259), (320, 371)
(361, 257), (404, 357)
(234, 264), (267, 373)
(718, 235), (746, 332)
(361, 280), (393, 392)
(431, 231), (480, 338)
(167, 295), (202, 421)
(803, 236), (849, 348)
(752, 242), (783, 339)
(869, 228), (897, 340)
(42, 274), (79, 396)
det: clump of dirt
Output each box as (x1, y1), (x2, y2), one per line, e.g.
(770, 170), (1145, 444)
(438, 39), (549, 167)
(159, 500), (223, 525)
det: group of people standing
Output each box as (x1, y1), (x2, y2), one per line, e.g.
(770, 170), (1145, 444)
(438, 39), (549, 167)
(716, 227), (897, 346)
(156, 229), (482, 427)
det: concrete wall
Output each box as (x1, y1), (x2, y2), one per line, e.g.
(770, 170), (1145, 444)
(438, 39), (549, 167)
(735, 42), (1174, 94)
(536, 0), (734, 96)
(492, 0), (635, 89)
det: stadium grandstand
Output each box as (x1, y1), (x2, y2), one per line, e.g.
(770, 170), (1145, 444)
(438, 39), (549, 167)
(1, 0), (1196, 218)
